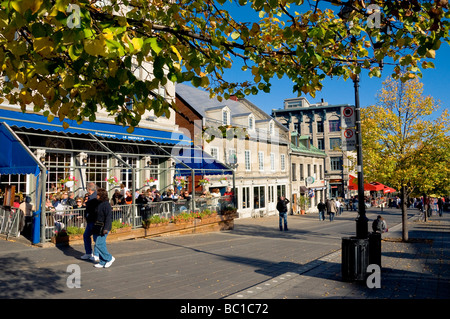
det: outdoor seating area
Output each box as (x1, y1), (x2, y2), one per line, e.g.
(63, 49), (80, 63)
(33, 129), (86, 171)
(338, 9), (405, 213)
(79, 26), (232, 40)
(44, 196), (236, 241)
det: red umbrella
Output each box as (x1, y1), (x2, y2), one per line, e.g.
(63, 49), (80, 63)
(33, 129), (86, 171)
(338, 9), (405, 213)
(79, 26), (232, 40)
(383, 186), (396, 194)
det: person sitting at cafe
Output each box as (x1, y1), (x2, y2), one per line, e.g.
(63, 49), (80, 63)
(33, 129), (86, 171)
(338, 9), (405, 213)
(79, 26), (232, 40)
(111, 190), (124, 206)
(124, 190), (133, 205)
(73, 197), (85, 209)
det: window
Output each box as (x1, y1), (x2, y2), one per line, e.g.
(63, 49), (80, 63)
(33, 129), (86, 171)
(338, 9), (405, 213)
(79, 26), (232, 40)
(121, 156), (138, 190)
(228, 149), (237, 164)
(245, 150), (251, 171)
(268, 185), (275, 203)
(330, 138), (342, 150)
(210, 147), (219, 161)
(46, 152), (72, 192)
(291, 163), (296, 181)
(254, 186), (265, 209)
(248, 116), (254, 130)
(222, 109), (229, 125)
(317, 121), (324, 133)
(0, 174), (27, 193)
(270, 153), (275, 171)
(242, 186), (250, 209)
(330, 157), (343, 171)
(299, 163), (304, 180)
(317, 138), (324, 150)
(277, 185), (286, 198)
(307, 164), (311, 178)
(258, 151), (264, 171)
(280, 154), (286, 171)
(86, 154), (108, 189)
(319, 164), (323, 179)
(269, 121), (274, 135)
(329, 120), (341, 132)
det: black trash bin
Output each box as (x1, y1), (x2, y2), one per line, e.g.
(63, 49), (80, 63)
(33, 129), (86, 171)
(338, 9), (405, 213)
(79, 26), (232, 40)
(341, 237), (369, 282)
(368, 232), (382, 268)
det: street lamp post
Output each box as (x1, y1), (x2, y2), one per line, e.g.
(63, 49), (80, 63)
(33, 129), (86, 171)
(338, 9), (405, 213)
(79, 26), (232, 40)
(353, 74), (369, 239)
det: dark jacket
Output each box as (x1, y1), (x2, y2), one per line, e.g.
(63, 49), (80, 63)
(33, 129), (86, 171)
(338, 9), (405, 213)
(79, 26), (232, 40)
(95, 200), (113, 232)
(317, 202), (326, 212)
(85, 192), (99, 223)
(276, 198), (290, 213)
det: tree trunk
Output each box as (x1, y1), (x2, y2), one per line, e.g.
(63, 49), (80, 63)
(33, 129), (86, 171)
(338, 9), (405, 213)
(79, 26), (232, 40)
(401, 185), (409, 242)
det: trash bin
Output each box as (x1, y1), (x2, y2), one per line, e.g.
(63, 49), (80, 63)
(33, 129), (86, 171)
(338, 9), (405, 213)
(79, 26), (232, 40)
(31, 211), (40, 244)
(368, 232), (382, 268)
(341, 237), (369, 282)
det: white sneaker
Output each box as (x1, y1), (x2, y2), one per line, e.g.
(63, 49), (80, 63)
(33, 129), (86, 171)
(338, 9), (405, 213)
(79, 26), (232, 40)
(104, 256), (115, 268)
(80, 254), (91, 260)
(90, 255), (100, 262)
(94, 263), (104, 268)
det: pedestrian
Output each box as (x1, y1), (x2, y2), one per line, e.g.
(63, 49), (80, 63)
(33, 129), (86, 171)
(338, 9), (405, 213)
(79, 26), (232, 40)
(93, 188), (115, 268)
(372, 215), (388, 233)
(326, 198), (337, 222)
(276, 196), (289, 231)
(335, 198), (341, 216)
(81, 182), (99, 262)
(438, 197), (444, 217)
(317, 200), (326, 221)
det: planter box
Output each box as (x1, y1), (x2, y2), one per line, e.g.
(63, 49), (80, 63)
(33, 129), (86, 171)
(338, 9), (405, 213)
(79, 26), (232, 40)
(50, 214), (235, 245)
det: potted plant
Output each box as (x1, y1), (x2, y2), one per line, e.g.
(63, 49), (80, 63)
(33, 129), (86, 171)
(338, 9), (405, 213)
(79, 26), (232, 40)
(105, 176), (119, 186)
(298, 195), (310, 215)
(60, 176), (78, 188)
(145, 177), (158, 186)
(175, 176), (186, 189)
(198, 177), (210, 186)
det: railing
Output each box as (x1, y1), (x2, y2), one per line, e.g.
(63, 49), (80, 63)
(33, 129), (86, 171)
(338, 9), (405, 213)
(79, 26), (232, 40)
(44, 196), (236, 241)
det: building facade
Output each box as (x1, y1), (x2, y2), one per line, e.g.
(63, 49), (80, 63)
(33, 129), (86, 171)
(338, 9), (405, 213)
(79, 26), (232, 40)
(289, 132), (327, 213)
(272, 97), (355, 199)
(176, 83), (291, 218)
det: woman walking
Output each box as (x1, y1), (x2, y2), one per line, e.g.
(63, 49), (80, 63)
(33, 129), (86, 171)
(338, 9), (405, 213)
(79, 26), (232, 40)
(93, 188), (115, 268)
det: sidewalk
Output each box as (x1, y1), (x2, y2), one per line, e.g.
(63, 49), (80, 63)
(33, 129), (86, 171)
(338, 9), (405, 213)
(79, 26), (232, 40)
(228, 211), (450, 299)
(0, 209), (449, 300)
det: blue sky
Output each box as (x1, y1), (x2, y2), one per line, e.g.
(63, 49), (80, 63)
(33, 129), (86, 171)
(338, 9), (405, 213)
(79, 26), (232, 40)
(197, 1), (450, 119)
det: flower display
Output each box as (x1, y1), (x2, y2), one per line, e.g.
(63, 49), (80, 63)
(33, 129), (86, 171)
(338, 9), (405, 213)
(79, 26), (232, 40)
(198, 177), (210, 186)
(105, 176), (119, 185)
(145, 177), (158, 184)
(175, 176), (186, 188)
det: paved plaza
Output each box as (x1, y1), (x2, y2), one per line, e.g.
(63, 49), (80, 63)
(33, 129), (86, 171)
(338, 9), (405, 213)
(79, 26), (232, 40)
(1, 208), (449, 308)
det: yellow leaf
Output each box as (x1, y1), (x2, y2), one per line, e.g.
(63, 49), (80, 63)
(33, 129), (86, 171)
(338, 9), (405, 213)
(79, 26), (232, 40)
(62, 122), (70, 129)
(170, 45), (182, 63)
(34, 37), (54, 57)
(83, 39), (107, 57)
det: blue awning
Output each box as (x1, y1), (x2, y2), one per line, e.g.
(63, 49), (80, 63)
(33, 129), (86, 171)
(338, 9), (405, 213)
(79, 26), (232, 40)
(174, 146), (232, 176)
(0, 108), (191, 145)
(0, 122), (40, 176)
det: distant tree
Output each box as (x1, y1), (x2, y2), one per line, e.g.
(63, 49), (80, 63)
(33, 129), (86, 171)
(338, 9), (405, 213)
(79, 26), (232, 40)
(362, 76), (449, 241)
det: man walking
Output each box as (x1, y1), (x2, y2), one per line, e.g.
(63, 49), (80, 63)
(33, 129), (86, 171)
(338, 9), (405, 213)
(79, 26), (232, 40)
(276, 196), (290, 231)
(317, 200), (326, 221)
(81, 182), (100, 262)
(326, 198), (337, 222)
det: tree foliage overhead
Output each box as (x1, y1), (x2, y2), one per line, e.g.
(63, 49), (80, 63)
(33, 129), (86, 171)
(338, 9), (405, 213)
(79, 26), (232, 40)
(1, 0), (449, 129)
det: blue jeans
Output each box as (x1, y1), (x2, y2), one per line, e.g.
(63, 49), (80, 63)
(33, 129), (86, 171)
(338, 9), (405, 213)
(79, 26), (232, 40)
(93, 231), (112, 266)
(329, 212), (335, 221)
(319, 210), (325, 221)
(279, 212), (288, 230)
(83, 222), (95, 255)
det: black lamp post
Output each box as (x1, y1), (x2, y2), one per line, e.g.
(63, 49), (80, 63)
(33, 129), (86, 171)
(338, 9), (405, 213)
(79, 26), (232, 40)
(353, 74), (369, 239)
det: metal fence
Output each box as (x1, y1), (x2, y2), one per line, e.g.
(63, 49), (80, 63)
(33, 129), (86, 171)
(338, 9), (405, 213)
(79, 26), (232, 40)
(44, 196), (235, 241)
(0, 207), (22, 239)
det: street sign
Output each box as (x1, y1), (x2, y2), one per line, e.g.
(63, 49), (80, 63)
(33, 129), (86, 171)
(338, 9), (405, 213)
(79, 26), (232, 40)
(341, 106), (356, 151)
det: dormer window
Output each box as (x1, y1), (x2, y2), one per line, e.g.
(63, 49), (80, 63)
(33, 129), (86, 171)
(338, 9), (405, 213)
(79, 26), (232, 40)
(248, 115), (254, 130)
(222, 109), (229, 125)
(269, 121), (274, 135)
